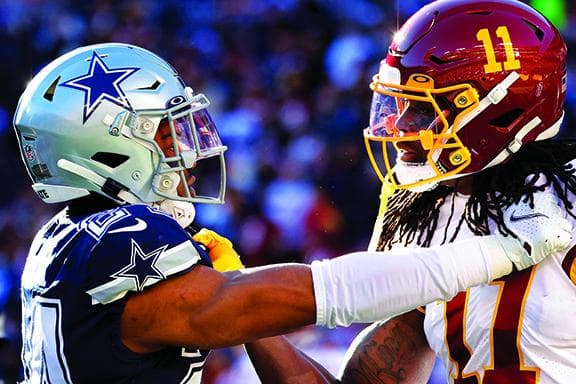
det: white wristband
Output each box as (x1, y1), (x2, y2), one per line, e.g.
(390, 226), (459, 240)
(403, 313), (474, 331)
(311, 235), (512, 328)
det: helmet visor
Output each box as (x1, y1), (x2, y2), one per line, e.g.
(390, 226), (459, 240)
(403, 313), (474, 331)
(368, 90), (451, 139)
(155, 109), (223, 162)
(364, 73), (477, 190)
(147, 93), (226, 202)
(193, 108), (223, 155)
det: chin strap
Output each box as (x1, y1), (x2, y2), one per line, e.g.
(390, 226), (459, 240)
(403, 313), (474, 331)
(451, 71), (563, 175)
(482, 112), (564, 171)
(57, 159), (141, 204)
(57, 158), (195, 228)
(457, 71), (520, 131)
(150, 200), (196, 228)
(394, 160), (440, 193)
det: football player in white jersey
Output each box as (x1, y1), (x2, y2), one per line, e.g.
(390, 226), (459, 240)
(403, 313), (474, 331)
(13, 42), (570, 383)
(339, 0), (576, 383)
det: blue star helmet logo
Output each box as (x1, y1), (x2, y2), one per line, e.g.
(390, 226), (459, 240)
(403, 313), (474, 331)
(61, 51), (139, 123)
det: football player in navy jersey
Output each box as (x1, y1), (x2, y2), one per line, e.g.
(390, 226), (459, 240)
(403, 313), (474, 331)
(13, 43), (571, 383)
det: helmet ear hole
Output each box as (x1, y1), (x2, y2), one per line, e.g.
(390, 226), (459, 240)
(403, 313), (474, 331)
(91, 152), (130, 168)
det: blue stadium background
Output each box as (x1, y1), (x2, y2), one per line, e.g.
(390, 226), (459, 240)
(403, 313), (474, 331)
(0, 0), (574, 382)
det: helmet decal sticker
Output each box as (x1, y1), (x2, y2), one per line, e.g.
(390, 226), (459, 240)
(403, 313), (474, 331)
(167, 95), (186, 107)
(60, 51), (139, 124)
(476, 26), (521, 74)
(24, 144), (35, 161)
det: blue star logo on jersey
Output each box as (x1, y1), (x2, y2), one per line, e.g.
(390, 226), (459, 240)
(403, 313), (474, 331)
(111, 239), (167, 291)
(60, 51), (139, 123)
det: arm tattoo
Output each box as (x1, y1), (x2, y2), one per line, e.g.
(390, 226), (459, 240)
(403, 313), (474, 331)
(340, 311), (433, 384)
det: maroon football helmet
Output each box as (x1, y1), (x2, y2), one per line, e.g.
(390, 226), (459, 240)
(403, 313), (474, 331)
(365, 0), (567, 191)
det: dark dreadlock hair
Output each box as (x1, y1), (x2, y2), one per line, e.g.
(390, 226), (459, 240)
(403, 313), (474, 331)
(376, 139), (576, 251)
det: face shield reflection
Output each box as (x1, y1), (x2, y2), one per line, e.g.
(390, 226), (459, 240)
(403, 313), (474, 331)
(152, 101), (226, 201)
(155, 110), (223, 160)
(193, 109), (222, 154)
(369, 92), (400, 137)
(155, 116), (194, 161)
(369, 91), (451, 139)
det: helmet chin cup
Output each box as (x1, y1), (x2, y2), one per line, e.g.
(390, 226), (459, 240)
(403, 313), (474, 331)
(394, 161), (439, 193)
(151, 200), (196, 228)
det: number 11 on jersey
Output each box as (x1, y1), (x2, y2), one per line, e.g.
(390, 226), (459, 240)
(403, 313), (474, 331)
(444, 267), (539, 383)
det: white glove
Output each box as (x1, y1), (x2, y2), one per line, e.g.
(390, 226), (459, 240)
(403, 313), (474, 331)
(494, 192), (572, 271)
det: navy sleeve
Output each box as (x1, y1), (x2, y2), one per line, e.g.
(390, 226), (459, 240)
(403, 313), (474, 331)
(83, 205), (206, 305)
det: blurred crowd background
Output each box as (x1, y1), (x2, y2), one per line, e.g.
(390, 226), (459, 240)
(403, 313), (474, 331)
(0, 0), (574, 383)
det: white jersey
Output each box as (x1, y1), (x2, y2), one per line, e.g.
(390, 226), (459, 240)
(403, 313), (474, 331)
(417, 187), (576, 383)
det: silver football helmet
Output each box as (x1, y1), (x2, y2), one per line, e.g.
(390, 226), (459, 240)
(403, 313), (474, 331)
(14, 43), (227, 216)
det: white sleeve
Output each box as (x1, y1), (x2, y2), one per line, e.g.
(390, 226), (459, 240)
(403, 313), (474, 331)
(311, 235), (513, 328)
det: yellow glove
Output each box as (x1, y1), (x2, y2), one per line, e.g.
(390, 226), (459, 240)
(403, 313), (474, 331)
(192, 228), (245, 272)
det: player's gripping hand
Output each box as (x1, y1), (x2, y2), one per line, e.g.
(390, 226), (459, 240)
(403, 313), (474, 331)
(192, 228), (245, 272)
(495, 192), (572, 270)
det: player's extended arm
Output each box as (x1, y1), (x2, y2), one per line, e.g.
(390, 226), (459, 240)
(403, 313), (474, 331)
(122, 260), (317, 351)
(339, 310), (435, 383)
(191, 229), (340, 383)
(121, 192), (571, 351)
(245, 336), (339, 383)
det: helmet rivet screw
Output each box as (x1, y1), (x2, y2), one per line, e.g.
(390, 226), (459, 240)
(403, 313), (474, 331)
(109, 126), (120, 136)
(132, 171), (141, 181)
(453, 154), (462, 163)
(457, 96), (467, 106)
(142, 120), (154, 133)
(161, 177), (173, 190)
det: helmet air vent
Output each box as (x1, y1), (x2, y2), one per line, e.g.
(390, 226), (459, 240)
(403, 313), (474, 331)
(429, 55), (448, 65)
(522, 19), (545, 42)
(43, 76), (61, 102)
(428, 54), (463, 66)
(489, 108), (524, 129)
(91, 152), (130, 168)
(136, 80), (161, 90)
(466, 10), (492, 16)
(31, 164), (51, 179)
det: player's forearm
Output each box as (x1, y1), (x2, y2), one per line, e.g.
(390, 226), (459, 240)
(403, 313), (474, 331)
(312, 235), (512, 328)
(121, 264), (317, 352)
(246, 336), (339, 383)
(188, 264), (317, 348)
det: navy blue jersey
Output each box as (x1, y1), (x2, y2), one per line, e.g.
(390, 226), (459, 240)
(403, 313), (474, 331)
(21, 204), (212, 383)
